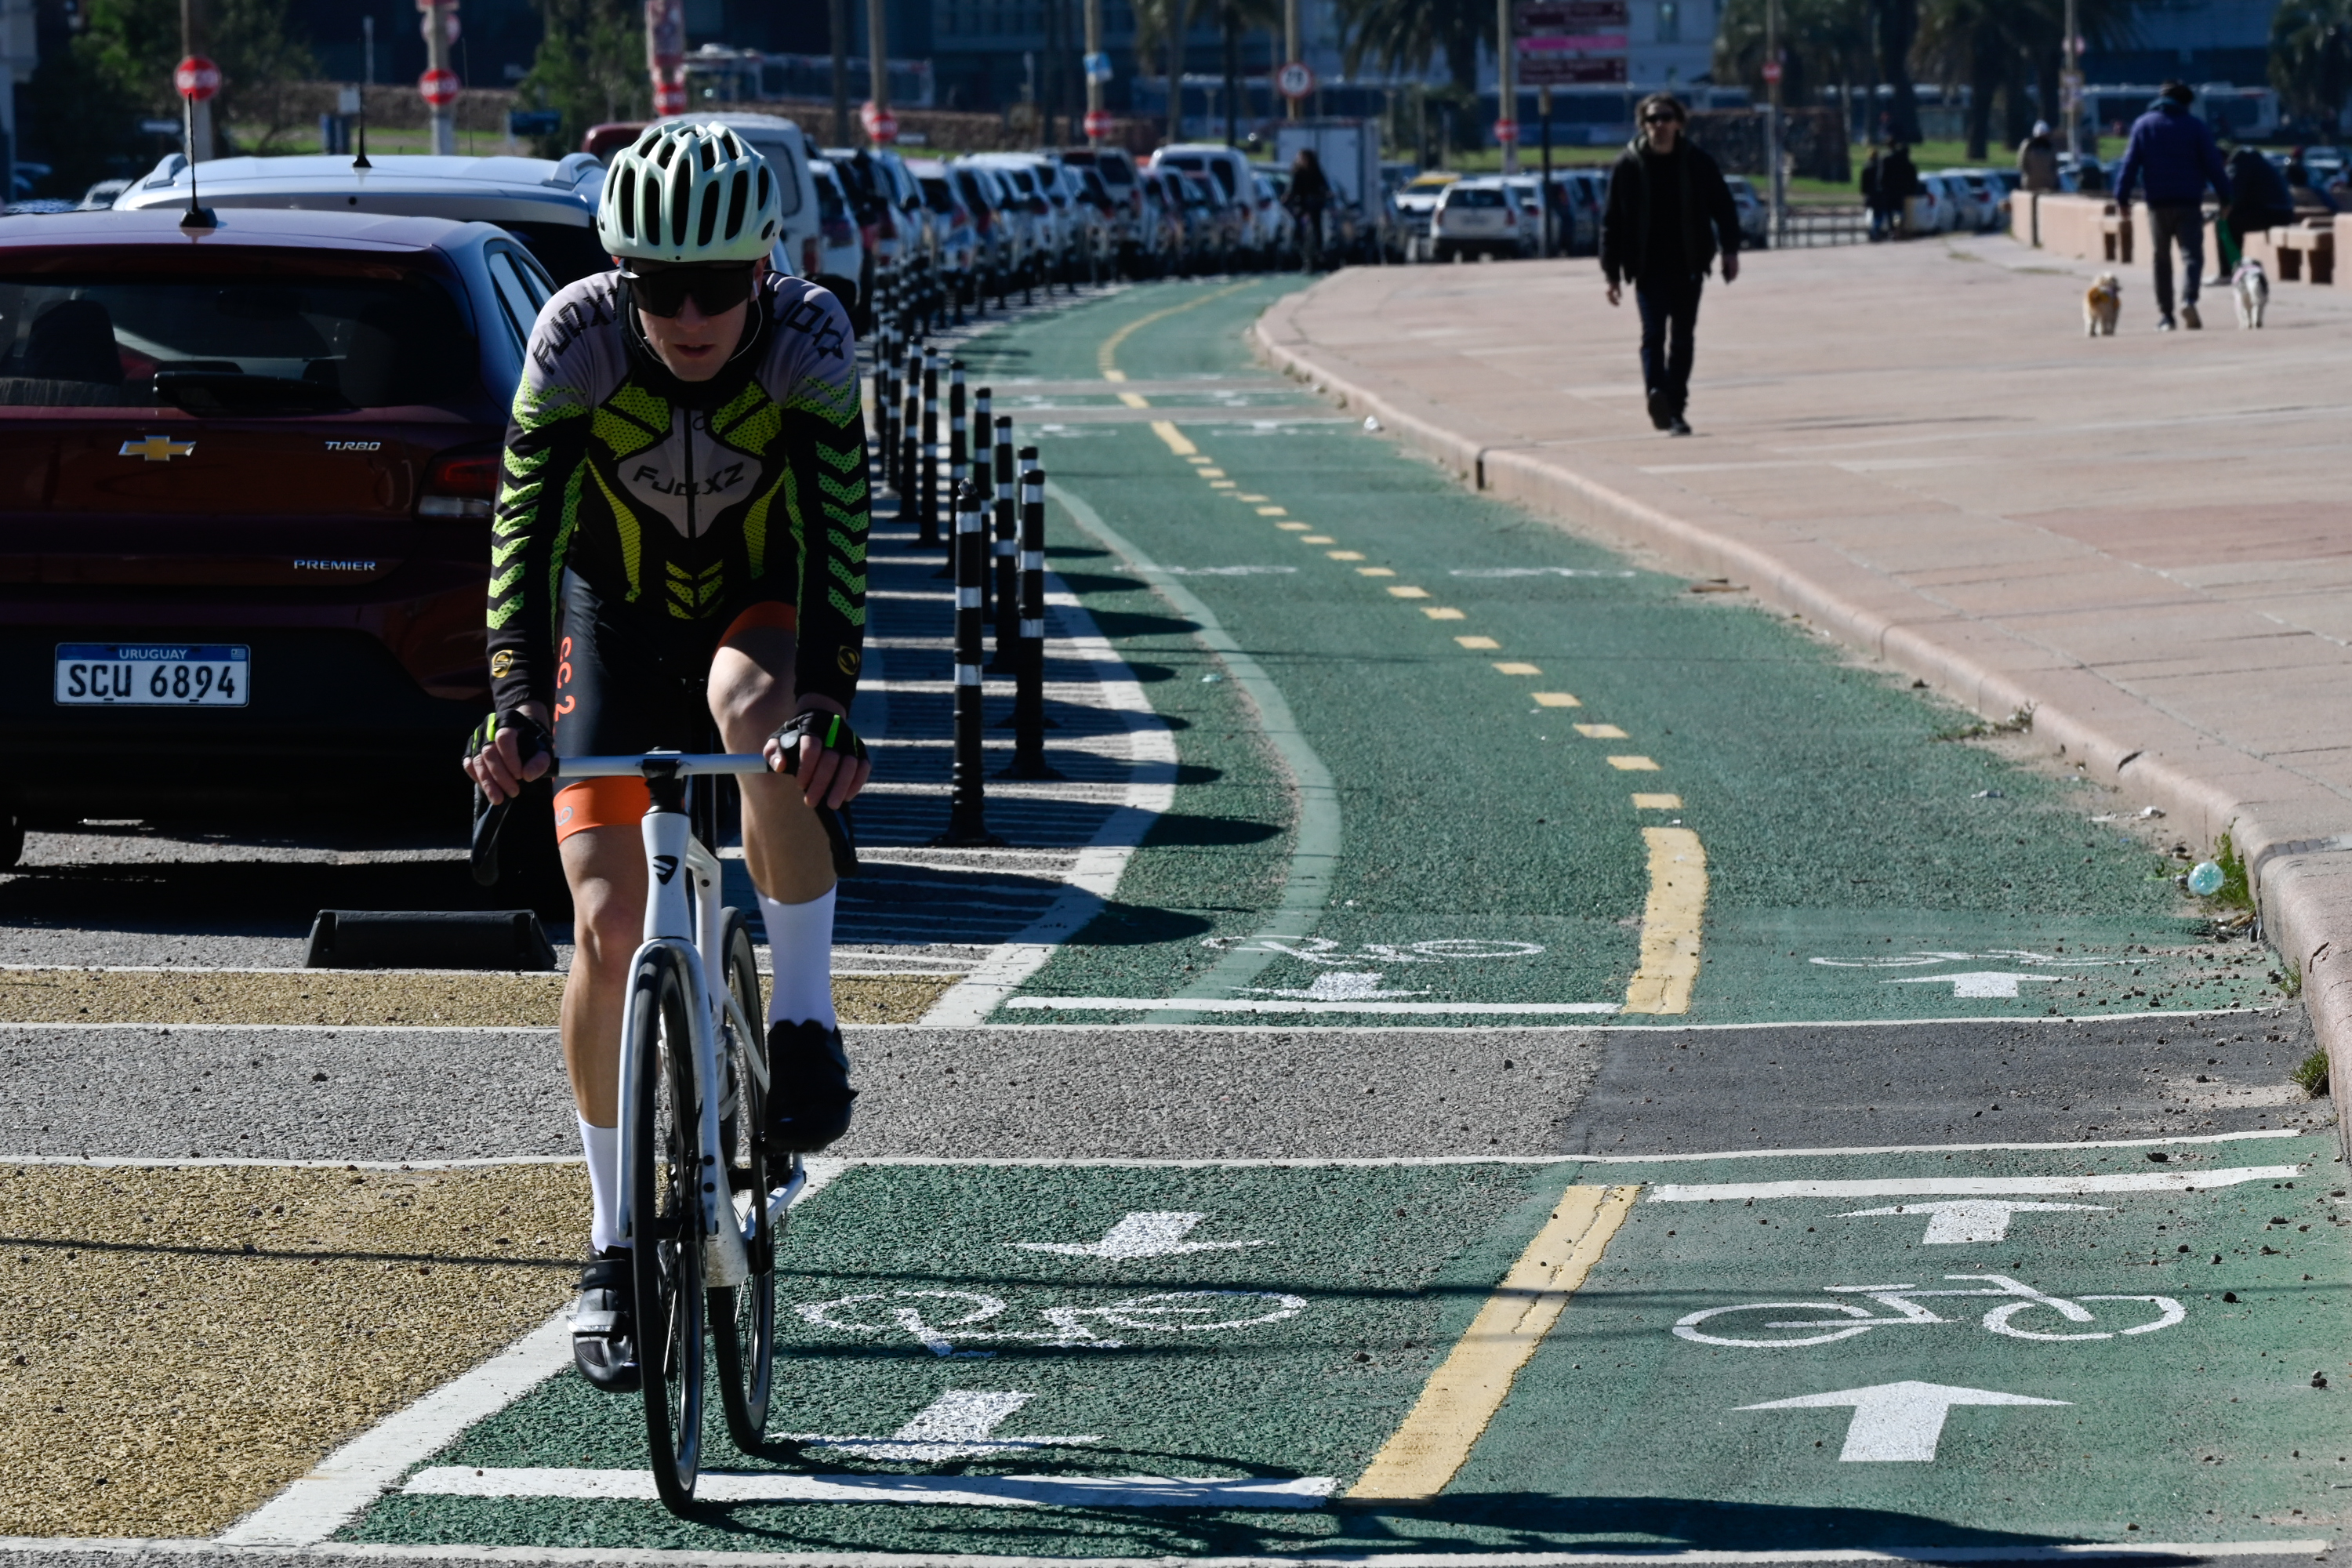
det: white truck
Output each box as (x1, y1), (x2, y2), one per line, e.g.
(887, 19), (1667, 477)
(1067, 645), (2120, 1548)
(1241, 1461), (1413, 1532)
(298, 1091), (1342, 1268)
(1273, 118), (1383, 262)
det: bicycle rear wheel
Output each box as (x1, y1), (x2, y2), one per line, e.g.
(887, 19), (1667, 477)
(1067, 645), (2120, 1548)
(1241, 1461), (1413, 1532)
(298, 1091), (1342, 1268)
(710, 907), (778, 1452)
(627, 948), (706, 1511)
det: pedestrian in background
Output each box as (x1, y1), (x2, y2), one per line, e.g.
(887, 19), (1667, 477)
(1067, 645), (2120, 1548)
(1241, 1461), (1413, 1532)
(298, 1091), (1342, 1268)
(2111, 82), (2230, 331)
(1600, 93), (1741, 437)
(1285, 148), (1330, 273)
(1861, 146), (1890, 241)
(2016, 122), (2060, 192)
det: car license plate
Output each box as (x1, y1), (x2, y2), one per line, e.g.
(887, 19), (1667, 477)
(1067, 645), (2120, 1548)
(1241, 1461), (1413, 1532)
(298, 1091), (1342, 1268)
(55, 643), (249, 707)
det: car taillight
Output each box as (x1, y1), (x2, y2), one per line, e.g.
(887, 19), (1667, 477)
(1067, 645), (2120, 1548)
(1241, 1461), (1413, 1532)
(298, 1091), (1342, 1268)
(877, 210), (898, 241)
(420, 449), (498, 519)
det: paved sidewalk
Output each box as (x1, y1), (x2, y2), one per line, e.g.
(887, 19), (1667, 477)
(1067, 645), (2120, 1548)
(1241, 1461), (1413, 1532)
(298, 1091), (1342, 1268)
(1255, 234), (2352, 1109)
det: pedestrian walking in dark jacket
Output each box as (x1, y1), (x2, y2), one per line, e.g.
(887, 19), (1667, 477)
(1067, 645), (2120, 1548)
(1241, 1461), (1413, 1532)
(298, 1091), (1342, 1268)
(1600, 93), (1741, 436)
(2111, 82), (2231, 330)
(1286, 148), (1331, 271)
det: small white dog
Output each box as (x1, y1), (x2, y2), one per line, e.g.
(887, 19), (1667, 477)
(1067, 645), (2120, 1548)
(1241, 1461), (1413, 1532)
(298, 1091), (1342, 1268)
(2232, 258), (2269, 328)
(2084, 271), (2122, 337)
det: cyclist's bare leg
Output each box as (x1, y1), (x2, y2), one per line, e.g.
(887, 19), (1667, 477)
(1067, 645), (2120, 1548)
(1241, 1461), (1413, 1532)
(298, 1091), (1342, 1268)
(707, 627), (836, 902)
(559, 826), (649, 1127)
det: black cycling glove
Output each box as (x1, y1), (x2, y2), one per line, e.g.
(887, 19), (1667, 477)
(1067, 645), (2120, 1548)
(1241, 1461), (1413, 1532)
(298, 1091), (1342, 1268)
(768, 710), (868, 773)
(465, 709), (553, 771)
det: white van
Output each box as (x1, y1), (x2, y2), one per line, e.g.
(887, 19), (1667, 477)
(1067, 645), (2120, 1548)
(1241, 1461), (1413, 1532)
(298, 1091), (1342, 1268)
(648, 114), (822, 284)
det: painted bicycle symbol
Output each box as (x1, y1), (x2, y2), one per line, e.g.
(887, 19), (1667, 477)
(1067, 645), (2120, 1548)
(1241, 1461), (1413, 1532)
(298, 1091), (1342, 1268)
(1674, 1273), (2185, 1348)
(796, 1288), (1308, 1358)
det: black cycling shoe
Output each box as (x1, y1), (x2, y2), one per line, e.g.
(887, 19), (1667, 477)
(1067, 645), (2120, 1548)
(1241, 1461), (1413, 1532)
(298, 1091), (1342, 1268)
(766, 1020), (857, 1152)
(571, 1248), (641, 1393)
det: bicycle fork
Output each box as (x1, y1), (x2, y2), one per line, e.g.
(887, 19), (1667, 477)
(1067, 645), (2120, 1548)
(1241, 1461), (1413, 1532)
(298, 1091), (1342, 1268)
(615, 796), (753, 1290)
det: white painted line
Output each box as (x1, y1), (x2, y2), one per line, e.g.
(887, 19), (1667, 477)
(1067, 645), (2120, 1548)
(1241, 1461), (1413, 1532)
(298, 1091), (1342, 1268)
(918, 566), (1176, 1027)
(1649, 1165), (2304, 1203)
(1006, 996), (1622, 1014)
(3, 1127), (2300, 1176)
(0, 1537), (2328, 1565)
(847, 1003), (2290, 1033)
(212, 1163), (851, 1545)
(403, 1465), (1334, 1509)
(1048, 480), (1343, 1017)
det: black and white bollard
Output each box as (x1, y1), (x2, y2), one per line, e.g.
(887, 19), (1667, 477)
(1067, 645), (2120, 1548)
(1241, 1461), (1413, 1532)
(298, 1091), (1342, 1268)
(875, 299), (899, 492)
(898, 342), (921, 517)
(1005, 459), (1061, 779)
(918, 353), (940, 550)
(933, 481), (1004, 846)
(972, 387), (994, 616)
(989, 417), (1018, 668)
(942, 361), (967, 575)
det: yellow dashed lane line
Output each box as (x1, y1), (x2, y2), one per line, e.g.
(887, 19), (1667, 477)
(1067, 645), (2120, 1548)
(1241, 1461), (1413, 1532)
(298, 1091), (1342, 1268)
(1346, 1185), (1638, 1502)
(1123, 303), (1707, 1018)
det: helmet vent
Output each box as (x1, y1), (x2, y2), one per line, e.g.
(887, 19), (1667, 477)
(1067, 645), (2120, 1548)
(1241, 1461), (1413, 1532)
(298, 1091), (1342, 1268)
(641, 169), (662, 252)
(699, 135), (717, 171)
(724, 170), (749, 240)
(615, 167), (637, 239)
(668, 155), (691, 249)
(695, 177), (720, 249)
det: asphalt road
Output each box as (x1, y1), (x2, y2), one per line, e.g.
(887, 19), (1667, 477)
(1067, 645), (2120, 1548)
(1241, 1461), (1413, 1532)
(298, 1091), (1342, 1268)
(0, 275), (2336, 1567)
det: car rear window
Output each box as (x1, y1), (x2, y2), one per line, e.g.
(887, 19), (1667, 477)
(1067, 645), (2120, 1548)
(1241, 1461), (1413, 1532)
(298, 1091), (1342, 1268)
(815, 172), (848, 223)
(0, 273), (477, 414)
(920, 176), (956, 215)
(497, 220), (612, 285)
(1449, 187), (1505, 208)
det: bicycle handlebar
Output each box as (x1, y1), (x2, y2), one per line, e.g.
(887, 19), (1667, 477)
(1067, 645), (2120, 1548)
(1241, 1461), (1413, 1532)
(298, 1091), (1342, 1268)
(470, 750), (860, 887)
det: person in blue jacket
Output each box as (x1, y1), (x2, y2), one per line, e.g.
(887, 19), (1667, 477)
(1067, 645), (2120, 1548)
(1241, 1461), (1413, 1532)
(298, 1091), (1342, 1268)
(2111, 82), (2231, 331)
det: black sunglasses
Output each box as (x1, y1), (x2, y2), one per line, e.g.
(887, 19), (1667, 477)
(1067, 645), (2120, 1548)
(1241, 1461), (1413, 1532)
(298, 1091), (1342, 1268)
(1642, 112), (1680, 125)
(622, 262), (759, 319)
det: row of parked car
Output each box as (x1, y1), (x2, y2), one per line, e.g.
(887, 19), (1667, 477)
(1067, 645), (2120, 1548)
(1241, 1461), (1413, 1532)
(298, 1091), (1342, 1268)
(1387, 166), (1772, 262)
(1, 114), (1308, 861)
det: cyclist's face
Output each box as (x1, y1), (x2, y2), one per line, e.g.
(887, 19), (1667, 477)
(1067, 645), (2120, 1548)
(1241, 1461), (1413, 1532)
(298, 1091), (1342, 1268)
(628, 259), (767, 383)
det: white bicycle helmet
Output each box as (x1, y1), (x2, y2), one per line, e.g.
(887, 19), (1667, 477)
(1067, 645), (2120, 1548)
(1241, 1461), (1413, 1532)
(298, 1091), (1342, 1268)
(597, 122), (781, 263)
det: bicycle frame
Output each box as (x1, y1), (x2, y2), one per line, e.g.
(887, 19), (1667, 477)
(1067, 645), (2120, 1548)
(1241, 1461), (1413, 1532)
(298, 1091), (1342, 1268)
(561, 752), (771, 1287)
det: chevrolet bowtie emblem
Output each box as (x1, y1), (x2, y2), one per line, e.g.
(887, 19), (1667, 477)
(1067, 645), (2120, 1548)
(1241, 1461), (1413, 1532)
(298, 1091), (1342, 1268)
(120, 435), (196, 462)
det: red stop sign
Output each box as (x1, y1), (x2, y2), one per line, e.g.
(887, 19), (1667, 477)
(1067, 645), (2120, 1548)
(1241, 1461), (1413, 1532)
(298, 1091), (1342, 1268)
(861, 101), (898, 145)
(175, 55), (221, 103)
(419, 67), (461, 107)
(1761, 59), (1784, 84)
(1494, 117), (1519, 144)
(652, 78), (688, 116)
(1083, 108), (1113, 140)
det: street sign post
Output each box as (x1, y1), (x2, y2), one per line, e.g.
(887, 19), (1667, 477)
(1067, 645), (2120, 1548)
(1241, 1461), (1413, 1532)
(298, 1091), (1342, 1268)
(1276, 61), (1316, 102)
(172, 56), (220, 230)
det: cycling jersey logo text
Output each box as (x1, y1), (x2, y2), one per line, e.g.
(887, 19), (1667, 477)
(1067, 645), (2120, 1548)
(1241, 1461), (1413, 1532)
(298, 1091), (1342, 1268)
(632, 459), (746, 499)
(776, 296), (848, 361)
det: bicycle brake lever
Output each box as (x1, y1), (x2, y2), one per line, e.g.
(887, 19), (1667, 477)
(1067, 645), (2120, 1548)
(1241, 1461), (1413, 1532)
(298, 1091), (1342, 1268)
(470, 786), (514, 888)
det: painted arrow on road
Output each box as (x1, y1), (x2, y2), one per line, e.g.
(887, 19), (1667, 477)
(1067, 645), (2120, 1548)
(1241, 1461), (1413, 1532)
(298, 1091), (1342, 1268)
(1011, 1211), (1266, 1259)
(1741, 1381), (2071, 1461)
(1839, 1200), (2108, 1244)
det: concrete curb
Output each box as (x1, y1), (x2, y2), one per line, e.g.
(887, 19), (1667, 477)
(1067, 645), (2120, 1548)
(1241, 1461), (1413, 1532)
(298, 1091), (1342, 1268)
(1250, 282), (2352, 1145)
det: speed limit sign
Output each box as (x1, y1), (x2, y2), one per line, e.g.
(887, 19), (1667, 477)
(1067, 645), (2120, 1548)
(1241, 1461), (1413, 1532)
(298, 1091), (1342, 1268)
(1276, 60), (1316, 100)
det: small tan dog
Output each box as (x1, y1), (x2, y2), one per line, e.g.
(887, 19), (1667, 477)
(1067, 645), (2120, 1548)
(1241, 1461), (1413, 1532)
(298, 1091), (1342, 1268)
(2084, 271), (2122, 336)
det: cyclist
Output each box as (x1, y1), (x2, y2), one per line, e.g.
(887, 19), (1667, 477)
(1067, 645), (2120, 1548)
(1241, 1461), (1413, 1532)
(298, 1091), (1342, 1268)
(463, 122), (872, 1393)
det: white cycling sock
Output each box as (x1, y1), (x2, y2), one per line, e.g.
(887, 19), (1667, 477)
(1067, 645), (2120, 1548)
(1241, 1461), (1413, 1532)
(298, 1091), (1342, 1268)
(578, 1116), (621, 1256)
(760, 886), (838, 1029)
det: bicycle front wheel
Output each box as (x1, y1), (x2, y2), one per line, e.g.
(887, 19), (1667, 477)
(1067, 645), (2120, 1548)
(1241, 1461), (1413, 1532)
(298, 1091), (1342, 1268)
(628, 949), (706, 1512)
(710, 908), (776, 1453)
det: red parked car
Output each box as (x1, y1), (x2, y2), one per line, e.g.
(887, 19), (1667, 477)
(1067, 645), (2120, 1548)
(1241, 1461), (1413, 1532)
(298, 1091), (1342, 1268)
(0, 207), (554, 861)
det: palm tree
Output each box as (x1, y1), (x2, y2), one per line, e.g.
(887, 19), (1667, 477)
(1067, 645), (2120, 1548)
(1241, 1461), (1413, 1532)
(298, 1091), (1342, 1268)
(1717, 0), (1875, 118)
(1336, 0), (1490, 151)
(1133, 0), (1200, 141)
(2272, 0), (2352, 129)
(1213, 0), (1282, 144)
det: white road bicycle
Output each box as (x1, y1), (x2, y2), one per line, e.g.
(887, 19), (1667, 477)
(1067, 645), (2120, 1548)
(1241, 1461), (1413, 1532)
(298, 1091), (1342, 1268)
(475, 749), (804, 1512)
(1675, 1273), (2187, 1348)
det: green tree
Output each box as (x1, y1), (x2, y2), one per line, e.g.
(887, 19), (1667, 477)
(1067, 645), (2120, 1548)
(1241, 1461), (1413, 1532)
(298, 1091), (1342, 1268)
(1335, 0), (1490, 150)
(1131, 0), (1200, 142)
(1915, 0), (2136, 159)
(2271, 0), (2352, 128)
(20, 0), (312, 195)
(1716, 0), (1875, 112)
(515, 0), (645, 158)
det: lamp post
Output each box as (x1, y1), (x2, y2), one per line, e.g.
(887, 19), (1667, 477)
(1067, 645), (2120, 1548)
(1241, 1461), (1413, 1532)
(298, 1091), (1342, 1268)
(422, 0), (459, 154)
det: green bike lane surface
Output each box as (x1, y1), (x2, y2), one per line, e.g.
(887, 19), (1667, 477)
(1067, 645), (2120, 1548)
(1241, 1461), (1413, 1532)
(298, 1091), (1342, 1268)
(944, 279), (2282, 1028)
(342, 1130), (2347, 1557)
